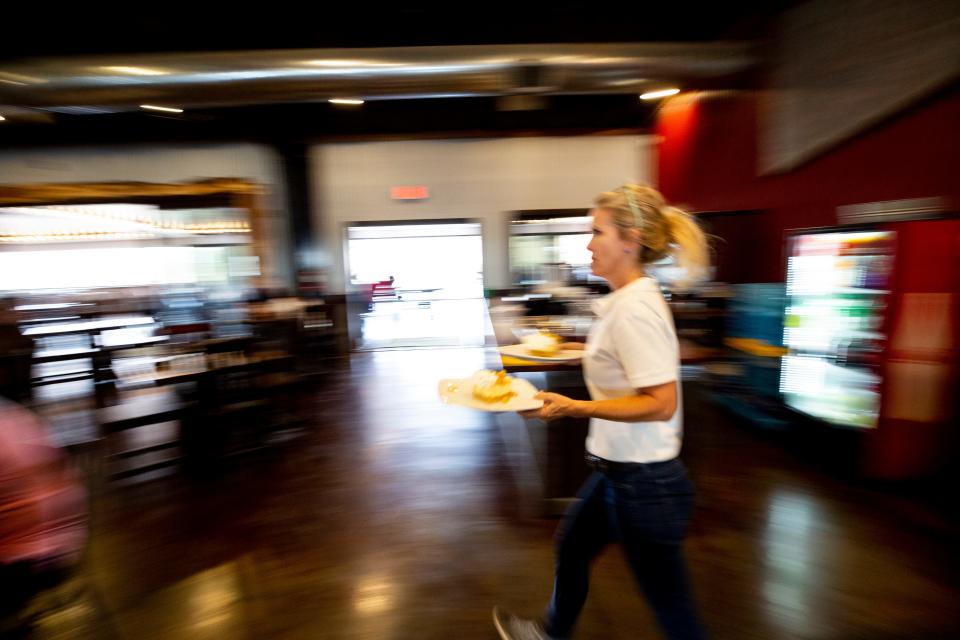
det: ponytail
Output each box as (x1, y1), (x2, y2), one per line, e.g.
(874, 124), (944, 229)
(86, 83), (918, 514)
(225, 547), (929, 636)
(661, 206), (710, 287)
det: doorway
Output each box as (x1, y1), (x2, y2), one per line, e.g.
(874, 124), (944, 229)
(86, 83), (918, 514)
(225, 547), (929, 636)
(345, 221), (487, 349)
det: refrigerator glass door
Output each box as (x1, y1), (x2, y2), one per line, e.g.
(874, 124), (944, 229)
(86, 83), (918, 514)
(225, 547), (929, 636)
(780, 230), (895, 428)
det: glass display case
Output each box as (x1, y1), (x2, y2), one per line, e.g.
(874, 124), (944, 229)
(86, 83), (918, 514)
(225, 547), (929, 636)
(779, 229), (895, 428)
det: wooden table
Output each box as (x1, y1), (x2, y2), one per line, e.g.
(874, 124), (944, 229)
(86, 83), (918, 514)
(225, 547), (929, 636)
(102, 352), (297, 477)
(117, 353), (294, 389)
(22, 316), (156, 339)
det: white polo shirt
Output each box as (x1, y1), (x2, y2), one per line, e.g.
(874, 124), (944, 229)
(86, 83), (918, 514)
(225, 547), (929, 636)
(582, 277), (683, 463)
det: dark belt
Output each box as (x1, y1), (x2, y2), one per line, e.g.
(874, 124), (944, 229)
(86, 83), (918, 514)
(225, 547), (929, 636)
(585, 452), (678, 474)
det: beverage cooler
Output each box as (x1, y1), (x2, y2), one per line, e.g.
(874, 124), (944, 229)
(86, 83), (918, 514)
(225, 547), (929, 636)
(779, 218), (960, 479)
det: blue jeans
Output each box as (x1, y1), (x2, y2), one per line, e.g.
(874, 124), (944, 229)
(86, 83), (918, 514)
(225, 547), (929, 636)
(544, 459), (706, 639)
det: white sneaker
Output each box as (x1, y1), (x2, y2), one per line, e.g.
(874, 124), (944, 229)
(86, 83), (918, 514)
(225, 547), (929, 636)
(492, 606), (551, 640)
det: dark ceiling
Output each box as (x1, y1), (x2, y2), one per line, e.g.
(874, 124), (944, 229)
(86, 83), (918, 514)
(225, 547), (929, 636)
(0, 2), (794, 145)
(1, 2), (788, 59)
(0, 95), (658, 145)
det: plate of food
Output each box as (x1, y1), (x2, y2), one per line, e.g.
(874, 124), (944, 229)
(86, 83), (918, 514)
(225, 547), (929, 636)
(438, 370), (543, 412)
(498, 332), (583, 362)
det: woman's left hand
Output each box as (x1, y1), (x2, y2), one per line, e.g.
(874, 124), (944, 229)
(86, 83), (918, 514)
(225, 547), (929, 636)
(519, 391), (585, 421)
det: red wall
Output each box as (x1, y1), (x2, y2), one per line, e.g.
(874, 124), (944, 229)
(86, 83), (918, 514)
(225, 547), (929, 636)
(656, 84), (960, 282)
(659, 86), (960, 478)
(867, 217), (960, 479)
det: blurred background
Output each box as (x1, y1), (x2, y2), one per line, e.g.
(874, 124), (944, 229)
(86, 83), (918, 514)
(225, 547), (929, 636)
(1, 1), (959, 638)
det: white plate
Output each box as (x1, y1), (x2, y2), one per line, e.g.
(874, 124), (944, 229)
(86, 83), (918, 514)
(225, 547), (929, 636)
(438, 377), (543, 412)
(498, 344), (583, 363)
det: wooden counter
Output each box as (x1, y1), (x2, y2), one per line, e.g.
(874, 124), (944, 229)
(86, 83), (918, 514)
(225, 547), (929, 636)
(500, 338), (723, 372)
(497, 337), (723, 517)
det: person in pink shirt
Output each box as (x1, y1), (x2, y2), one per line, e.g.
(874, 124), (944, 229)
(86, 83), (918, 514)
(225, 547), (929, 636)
(0, 397), (88, 620)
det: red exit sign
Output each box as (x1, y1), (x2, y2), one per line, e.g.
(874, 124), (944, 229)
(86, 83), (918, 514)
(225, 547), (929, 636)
(390, 186), (430, 200)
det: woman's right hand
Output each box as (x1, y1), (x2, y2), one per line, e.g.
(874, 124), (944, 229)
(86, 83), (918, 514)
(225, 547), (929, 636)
(519, 391), (588, 421)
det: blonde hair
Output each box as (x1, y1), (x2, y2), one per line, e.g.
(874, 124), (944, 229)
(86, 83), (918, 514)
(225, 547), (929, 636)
(594, 183), (710, 287)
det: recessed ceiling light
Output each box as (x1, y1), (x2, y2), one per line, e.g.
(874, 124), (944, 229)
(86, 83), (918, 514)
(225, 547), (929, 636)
(0, 115), (6, 122)
(140, 104), (184, 113)
(101, 66), (168, 76)
(329, 98), (365, 105)
(306, 60), (364, 67)
(640, 88), (681, 100)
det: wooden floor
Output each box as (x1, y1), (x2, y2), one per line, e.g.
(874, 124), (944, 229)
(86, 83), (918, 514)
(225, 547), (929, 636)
(22, 347), (960, 639)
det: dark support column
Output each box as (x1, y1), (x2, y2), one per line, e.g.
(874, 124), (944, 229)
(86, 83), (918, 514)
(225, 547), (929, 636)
(274, 141), (315, 286)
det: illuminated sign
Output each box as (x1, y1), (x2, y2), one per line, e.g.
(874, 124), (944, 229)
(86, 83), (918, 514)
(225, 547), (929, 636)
(390, 186), (429, 200)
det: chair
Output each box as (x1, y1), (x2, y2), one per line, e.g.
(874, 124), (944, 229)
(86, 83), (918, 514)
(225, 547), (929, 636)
(96, 391), (193, 480)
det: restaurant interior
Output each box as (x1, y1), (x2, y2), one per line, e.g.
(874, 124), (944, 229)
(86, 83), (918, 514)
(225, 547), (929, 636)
(1, 2), (959, 638)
